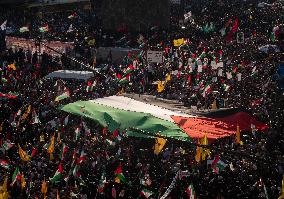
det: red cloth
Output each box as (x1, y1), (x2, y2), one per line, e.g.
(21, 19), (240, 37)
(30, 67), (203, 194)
(225, 18), (239, 41)
(116, 73), (122, 80)
(0, 93), (17, 99)
(113, 129), (119, 137)
(115, 163), (122, 174)
(172, 112), (268, 140)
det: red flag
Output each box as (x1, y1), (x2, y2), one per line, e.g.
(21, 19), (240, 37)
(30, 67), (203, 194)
(177, 71), (181, 78)
(252, 30), (257, 38)
(187, 75), (191, 83)
(128, 64), (134, 70)
(115, 163), (122, 174)
(58, 163), (63, 172)
(219, 49), (223, 57)
(226, 18), (239, 41)
(112, 187), (117, 198)
(31, 148), (37, 157)
(165, 47), (169, 54)
(225, 18), (232, 27)
(211, 155), (220, 168)
(102, 127), (108, 135)
(116, 73), (122, 80)
(113, 129), (119, 137)
(231, 18), (239, 33)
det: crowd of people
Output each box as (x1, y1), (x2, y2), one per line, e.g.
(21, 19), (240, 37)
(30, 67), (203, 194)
(0, 0), (284, 198)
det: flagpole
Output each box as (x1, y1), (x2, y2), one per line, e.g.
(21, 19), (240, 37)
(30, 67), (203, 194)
(94, 189), (98, 199)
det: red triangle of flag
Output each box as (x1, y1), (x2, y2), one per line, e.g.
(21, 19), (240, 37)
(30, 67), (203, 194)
(115, 163), (122, 174)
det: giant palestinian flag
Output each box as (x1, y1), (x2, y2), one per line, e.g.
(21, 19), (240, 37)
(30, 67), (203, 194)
(60, 96), (193, 141)
(61, 96), (268, 141)
(172, 109), (268, 140)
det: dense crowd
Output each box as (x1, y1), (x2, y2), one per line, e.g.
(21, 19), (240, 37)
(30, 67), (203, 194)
(0, 0), (284, 198)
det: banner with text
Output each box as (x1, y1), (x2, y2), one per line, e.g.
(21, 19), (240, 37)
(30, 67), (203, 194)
(147, 50), (163, 63)
(6, 36), (74, 57)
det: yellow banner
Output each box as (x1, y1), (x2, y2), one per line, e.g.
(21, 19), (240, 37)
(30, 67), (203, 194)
(173, 38), (185, 47)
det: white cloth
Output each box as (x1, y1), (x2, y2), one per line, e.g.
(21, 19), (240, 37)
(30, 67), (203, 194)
(237, 73), (242, 81)
(218, 68), (223, 76)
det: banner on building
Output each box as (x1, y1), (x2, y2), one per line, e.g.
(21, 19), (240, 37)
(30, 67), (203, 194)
(147, 51), (163, 63)
(6, 36), (74, 56)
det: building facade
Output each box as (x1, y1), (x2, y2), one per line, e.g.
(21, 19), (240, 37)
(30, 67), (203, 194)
(100, 0), (170, 31)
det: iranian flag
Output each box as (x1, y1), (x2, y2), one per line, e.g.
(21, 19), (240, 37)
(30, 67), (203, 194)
(98, 172), (107, 193)
(186, 184), (197, 199)
(114, 164), (126, 183)
(140, 189), (154, 198)
(20, 26), (29, 33)
(0, 160), (10, 169)
(55, 87), (70, 102)
(50, 163), (63, 184)
(11, 167), (21, 186)
(2, 140), (14, 151)
(39, 24), (48, 33)
(202, 84), (212, 97)
(77, 150), (86, 164)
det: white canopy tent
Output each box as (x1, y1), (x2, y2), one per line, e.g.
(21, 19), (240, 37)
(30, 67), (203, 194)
(258, 45), (280, 53)
(45, 70), (94, 81)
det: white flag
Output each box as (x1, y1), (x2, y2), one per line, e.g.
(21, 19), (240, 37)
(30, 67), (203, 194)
(237, 73), (242, 81)
(67, 24), (74, 32)
(217, 62), (224, 68)
(211, 61), (218, 70)
(218, 68), (223, 77)
(226, 72), (232, 79)
(197, 65), (203, 73)
(64, 115), (69, 126)
(0, 20), (7, 31)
